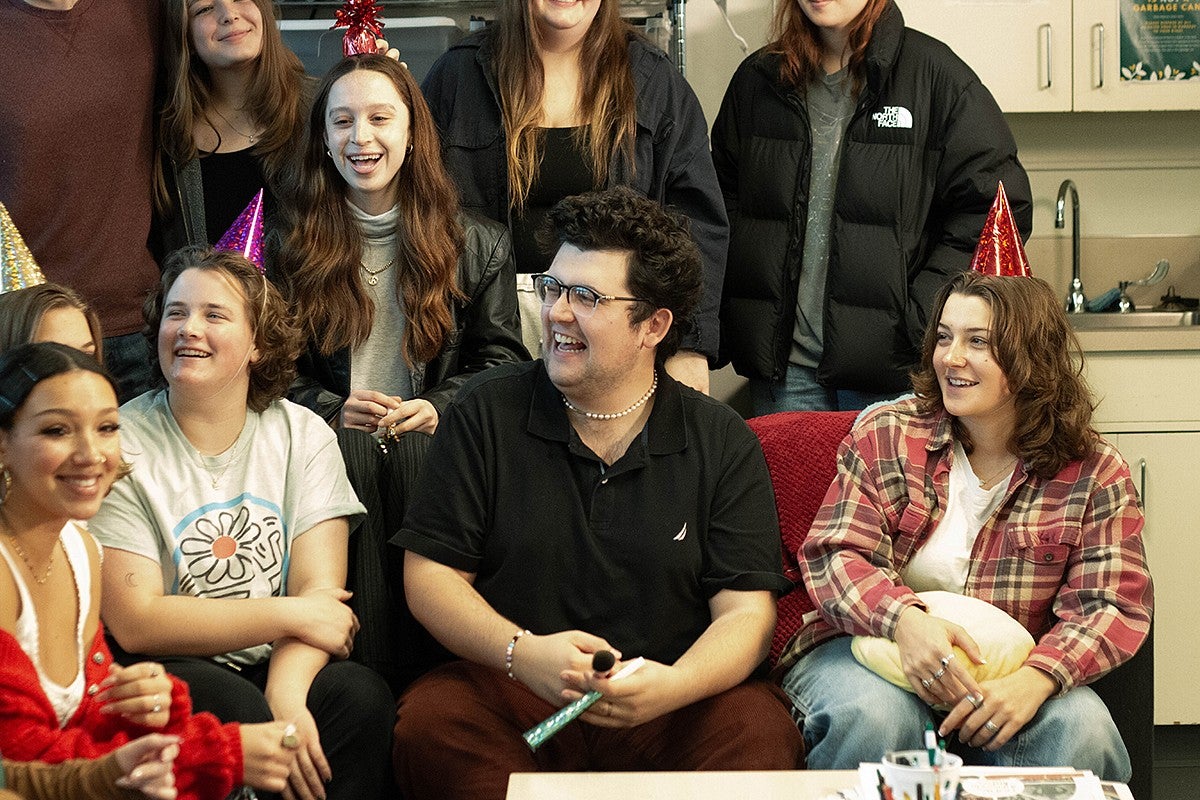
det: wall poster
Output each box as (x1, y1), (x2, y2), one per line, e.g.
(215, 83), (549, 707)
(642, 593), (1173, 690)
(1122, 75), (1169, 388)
(1120, 1), (1200, 80)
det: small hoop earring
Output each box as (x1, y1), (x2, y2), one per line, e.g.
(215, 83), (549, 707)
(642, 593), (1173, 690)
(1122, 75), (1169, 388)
(406, 143), (413, 154)
(326, 149), (333, 158)
(1, 465), (11, 499)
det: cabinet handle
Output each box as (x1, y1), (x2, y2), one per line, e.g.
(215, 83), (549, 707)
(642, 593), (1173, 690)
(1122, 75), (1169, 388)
(1040, 23), (1052, 89)
(1138, 458), (1147, 511)
(1093, 22), (1105, 89)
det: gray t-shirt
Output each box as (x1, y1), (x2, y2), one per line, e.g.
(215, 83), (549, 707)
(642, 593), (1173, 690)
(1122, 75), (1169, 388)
(792, 67), (855, 368)
(91, 390), (366, 666)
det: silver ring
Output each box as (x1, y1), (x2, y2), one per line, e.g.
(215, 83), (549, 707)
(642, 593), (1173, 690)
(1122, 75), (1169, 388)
(152, 695), (162, 714)
(932, 667), (946, 680)
(984, 720), (1000, 733)
(966, 693), (982, 709)
(921, 678), (933, 689)
(940, 653), (956, 668)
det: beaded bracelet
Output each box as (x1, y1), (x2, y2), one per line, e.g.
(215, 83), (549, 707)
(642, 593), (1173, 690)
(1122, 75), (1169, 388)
(506, 628), (531, 680)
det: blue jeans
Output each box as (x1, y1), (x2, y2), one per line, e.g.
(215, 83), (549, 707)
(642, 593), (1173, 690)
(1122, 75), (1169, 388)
(749, 363), (904, 416)
(782, 637), (1131, 780)
(102, 331), (156, 404)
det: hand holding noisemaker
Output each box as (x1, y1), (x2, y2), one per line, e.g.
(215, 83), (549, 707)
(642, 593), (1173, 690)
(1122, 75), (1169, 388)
(522, 653), (644, 751)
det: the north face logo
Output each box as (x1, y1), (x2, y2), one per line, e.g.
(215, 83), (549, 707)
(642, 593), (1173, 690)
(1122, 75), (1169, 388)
(872, 106), (913, 129)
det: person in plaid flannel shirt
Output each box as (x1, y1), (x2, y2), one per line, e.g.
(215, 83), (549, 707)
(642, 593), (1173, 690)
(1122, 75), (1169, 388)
(779, 271), (1152, 781)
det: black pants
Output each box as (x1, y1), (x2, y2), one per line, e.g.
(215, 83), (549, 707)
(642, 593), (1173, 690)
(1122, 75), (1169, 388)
(111, 644), (394, 800)
(337, 428), (451, 695)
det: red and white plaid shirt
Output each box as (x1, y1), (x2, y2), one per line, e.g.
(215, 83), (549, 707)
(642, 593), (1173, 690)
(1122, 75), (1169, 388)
(782, 398), (1153, 693)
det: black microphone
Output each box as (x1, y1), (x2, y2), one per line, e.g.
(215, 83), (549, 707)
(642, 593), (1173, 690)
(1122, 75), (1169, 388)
(591, 650), (616, 672)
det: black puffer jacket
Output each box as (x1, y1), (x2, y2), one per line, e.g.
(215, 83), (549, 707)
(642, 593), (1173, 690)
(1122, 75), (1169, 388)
(711, 1), (1032, 393)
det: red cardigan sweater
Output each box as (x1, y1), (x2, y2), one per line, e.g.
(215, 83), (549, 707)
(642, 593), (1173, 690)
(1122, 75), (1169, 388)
(0, 625), (242, 800)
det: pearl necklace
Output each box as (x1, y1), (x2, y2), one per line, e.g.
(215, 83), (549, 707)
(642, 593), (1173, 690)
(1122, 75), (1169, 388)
(361, 254), (397, 286)
(563, 372), (658, 421)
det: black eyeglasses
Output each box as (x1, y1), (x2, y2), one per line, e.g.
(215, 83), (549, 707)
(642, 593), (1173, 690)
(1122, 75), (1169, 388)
(531, 274), (647, 318)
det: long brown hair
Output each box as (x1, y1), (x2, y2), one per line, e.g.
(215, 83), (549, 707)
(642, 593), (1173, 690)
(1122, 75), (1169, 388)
(911, 272), (1097, 478)
(768, 0), (888, 92)
(276, 55), (465, 362)
(493, 0), (637, 210)
(156, 0), (308, 210)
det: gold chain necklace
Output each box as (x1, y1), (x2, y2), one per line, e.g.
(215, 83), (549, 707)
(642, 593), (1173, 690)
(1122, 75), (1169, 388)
(0, 513), (59, 586)
(194, 426), (248, 490)
(361, 254), (397, 286)
(976, 457), (1017, 489)
(211, 106), (259, 145)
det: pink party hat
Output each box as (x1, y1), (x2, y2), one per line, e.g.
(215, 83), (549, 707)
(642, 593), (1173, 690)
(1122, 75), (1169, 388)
(969, 182), (1031, 277)
(215, 189), (265, 274)
(1, 201), (48, 294)
(333, 0), (385, 56)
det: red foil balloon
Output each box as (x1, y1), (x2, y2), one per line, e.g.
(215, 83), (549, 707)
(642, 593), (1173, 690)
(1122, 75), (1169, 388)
(969, 181), (1031, 278)
(333, 0), (385, 56)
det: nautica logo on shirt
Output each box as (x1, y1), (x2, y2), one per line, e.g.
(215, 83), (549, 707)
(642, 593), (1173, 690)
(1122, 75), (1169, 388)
(872, 106), (913, 129)
(673, 523), (687, 541)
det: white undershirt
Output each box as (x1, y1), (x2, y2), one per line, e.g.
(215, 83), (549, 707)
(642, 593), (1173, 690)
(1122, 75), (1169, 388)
(901, 440), (1012, 594)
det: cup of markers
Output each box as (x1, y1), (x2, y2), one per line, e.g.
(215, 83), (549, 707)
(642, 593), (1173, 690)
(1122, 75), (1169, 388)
(877, 749), (962, 800)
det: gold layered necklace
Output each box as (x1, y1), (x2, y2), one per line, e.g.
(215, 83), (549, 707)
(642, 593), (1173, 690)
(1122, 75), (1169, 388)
(0, 513), (59, 586)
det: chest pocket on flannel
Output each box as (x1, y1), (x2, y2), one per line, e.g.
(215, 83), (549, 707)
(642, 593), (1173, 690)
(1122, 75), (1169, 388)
(1009, 524), (1074, 567)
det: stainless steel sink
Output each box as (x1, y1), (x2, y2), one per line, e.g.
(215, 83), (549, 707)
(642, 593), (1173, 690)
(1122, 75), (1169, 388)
(1068, 310), (1200, 330)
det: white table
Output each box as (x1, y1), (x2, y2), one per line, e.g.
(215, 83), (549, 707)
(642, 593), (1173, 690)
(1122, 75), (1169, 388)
(506, 770), (859, 800)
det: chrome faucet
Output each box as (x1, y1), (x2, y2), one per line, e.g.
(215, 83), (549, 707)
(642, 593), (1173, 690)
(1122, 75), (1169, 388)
(1056, 179), (1086, 313)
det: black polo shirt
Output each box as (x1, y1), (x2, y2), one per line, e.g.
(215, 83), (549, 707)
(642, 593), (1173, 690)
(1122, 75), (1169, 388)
(394, 360), (789, 666)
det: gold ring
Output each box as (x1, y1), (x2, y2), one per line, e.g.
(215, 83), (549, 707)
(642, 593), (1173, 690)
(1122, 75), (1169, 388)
(281, 723), (301, 749)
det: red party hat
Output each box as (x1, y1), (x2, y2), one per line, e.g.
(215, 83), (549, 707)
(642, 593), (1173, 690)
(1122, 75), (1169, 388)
(333, 0), (385, 56)
(969, 181), (1031, 277)
(215, 189), (265, 274)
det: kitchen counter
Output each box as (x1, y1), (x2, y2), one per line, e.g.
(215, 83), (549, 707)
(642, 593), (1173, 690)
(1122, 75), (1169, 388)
(1076, 326), (1200, 353)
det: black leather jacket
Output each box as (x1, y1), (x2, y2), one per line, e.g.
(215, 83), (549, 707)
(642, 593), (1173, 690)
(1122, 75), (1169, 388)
(288, 212), (529, 423)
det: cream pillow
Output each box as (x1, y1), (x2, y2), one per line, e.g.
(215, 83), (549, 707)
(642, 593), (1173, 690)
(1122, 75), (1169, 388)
(851, 591), (1034, 693)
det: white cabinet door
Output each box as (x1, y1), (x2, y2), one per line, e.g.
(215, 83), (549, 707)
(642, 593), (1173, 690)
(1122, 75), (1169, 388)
(897, 0), (1200, 112)
(896, 0), (1073, 112)
(1073, 0), (1200, 111)
(1107, 431), (1200, 725)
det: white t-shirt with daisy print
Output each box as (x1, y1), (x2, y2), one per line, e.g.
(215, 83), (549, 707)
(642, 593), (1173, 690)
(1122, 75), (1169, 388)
(91, 389), (365, 667)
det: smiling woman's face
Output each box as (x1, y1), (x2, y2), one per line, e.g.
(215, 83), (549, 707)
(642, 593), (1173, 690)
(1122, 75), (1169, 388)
(187, 0), (264, 71)
(324, 69), (412, 215)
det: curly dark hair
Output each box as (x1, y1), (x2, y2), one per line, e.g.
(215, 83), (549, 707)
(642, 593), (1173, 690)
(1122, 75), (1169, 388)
(144, 247), (302, 413)
(541, 186), (702, 363)
(910, 271), (1097, 478)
